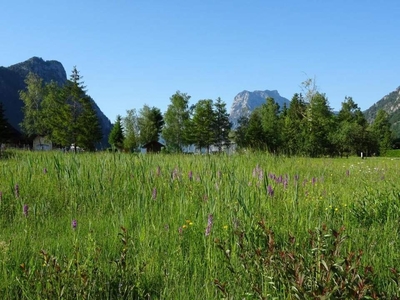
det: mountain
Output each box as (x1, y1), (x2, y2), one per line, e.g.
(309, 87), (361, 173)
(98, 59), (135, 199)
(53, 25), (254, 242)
(364, 86), (400, 139)
(229, 90), (290, 127)
(0, 57), (112, 147)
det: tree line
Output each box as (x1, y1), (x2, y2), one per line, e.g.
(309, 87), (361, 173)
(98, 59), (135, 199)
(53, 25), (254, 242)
(0, 72), (393, 156)
(109, 92), (232, 153)
(234, 80), (392, 157)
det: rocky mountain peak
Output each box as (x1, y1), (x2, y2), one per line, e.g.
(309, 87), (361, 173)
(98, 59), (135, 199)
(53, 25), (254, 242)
(0, 57), (111, 147)
(229, 89), (290, 127)
(8, 56), (66, 85)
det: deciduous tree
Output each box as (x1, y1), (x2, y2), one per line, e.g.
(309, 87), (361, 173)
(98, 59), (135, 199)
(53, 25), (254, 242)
(162, 91), (191, 152)
(123, 109), (140, 152)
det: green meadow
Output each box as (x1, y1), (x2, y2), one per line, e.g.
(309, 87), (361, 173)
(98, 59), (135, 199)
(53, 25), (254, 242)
(1, 151), (400, 299)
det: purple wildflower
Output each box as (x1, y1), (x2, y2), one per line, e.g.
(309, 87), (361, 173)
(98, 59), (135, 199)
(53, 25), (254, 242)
(178, 226), (183, 236)
(205, 214), (213, 236)
(267, 185), (274, 197)
(15, 184), (19, 198)
(23, 204), (28, 217)
(207, 214), (213, 226)
(283, 179), (288, 189)
(346, 170), (350, 176)
(312, 177), (317, 185)
(152, 187), (157, 200)
(43, 168), (47, 174)
(156, 166), (161, 176)
(71, 219), (77, 230)
(188, 170), (193, 181)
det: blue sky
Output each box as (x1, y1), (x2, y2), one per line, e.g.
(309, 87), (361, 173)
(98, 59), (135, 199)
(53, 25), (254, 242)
(1, 0), (399, 122)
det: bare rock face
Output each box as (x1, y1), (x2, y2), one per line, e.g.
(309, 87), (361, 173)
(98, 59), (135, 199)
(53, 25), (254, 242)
(229, 90), (290, 127)
(8, 57), (67, 86)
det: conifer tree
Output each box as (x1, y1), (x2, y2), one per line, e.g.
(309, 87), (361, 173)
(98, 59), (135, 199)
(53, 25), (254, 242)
(108, 115), (125, 151)
(191, 99), (215, 153)
(138, 105), (164, 145)
(213, 97), (232, 152)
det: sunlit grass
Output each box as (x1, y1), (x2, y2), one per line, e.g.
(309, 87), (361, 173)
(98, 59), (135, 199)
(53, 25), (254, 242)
(0, 151), (399, 298)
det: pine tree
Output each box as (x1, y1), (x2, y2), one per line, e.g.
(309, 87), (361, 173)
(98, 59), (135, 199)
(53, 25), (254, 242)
(192, 99), (215, 153)
(260, 97), (281, 153)
(333, 97), (368, 156)
(213, 97), (232, 152)
(234, 115), (250, 149)
(50, 67), (102, 151)
(77, 96), (103, 151)
(370, 109), (392, 155)
(138, 105), (164, 145)
(246, 108), (265, 150)
(108, 115), (125, 151)
(281, 93), (307, 156)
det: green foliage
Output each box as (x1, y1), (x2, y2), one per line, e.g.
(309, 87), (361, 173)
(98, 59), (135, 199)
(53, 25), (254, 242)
(108, 115), (125, 151)
(138, 105), (164, 145)
(304, 92), (335, 157)
(233, 115), (249, 150)
(0, 102), (11, 144)
(18, 68), (102, 150)
(260, 97), (281, 153)
(213, 97), (232, 152)
(215, 223), (381, 298)
(19, 73), (50, 138)
(191, 99), (215, 152)
(370, 109), (392, 155)
(245, 108), (266, 150)
(384, 149), (400, 157)
(123, 109), (139, 152)
(232, 80), (391, 157)
(162, 91), (191, 152)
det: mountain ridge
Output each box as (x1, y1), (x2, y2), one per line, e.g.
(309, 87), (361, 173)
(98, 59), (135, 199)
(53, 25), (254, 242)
(229, 89), (290, 127)
(0, 57), (112, 147)
(364, 86), (400, 139)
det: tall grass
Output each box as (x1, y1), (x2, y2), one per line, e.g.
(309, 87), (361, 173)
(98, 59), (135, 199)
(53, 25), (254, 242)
(0, 151), (399, 298)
